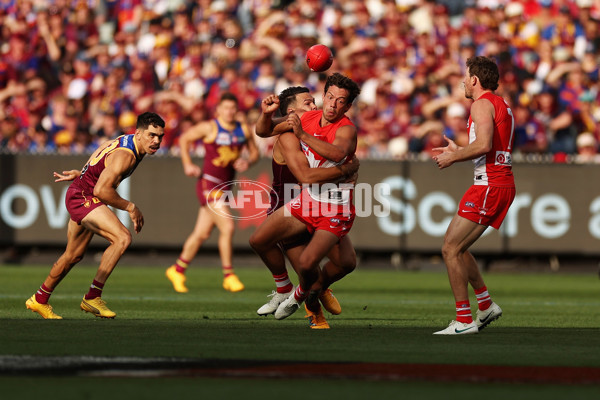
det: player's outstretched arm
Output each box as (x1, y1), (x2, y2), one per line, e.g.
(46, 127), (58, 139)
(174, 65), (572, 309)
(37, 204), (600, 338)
(432, 100), (493, 169)
(53, 170), (81, 182)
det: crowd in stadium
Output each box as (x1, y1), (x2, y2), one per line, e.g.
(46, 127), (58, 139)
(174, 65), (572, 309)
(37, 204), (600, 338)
(0, 0), (599, 163)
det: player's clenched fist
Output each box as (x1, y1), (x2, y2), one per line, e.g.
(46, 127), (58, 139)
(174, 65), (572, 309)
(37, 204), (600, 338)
(261, 95), (280, 114)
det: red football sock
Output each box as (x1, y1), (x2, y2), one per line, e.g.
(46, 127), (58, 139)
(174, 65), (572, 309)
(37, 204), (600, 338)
(474, 286), (492, 311)
(293, 286), (308, 302)
(273, 272), (293, 293)
(85, 280), (104, 300)
(456, 300), (473, 323)
(35, 284), (53, 304)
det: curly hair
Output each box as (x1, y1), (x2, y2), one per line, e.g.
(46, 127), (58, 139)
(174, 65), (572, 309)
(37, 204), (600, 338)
(466, 56), (499, 91)
(324, 73), (361, 104)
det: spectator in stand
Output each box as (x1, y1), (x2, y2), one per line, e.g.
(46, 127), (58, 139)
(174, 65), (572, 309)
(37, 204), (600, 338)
(512, 97), (548, 155)
(574, 131), (600, 163)
(94, 111), (121, 143)
(0, 0), (599, 161)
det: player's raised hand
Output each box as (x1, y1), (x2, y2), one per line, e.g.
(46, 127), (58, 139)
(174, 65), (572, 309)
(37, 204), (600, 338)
(261, 94), (280, 114)
(53, 170), (81, 182)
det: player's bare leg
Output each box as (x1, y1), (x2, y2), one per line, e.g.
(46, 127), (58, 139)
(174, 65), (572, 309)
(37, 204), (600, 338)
(43, 220), (94, 290)
(434, 214), (487, 334)
(441, 215), (487, 303)
(78, 205), (133, 318)
(323, 235), (356, 290)
(166, 206), (214, 293)
(181, 206), (216, 261)
(275, 230), (339, 320)
(256, 235), (307, 316)
(210, 203), (243, 292)
(26, 219), (94, 319)
(249, 206), (308, 280)
(318, 235), (356, 314)
(81, 206), (132, 284)
(461, 234), (502, 330)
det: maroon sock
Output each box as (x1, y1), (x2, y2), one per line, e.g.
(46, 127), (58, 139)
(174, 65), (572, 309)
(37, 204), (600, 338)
(85, 280), (104, 300)
(35, 284), (53, 304)
(174, 257), (189, 274)
(223, 265), (234, 278)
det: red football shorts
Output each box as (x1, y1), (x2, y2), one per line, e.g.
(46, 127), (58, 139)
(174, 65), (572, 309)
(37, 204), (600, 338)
(458, 185), (515, 229)
(285, 189), (355, 239)
(65, 185), (104, 224)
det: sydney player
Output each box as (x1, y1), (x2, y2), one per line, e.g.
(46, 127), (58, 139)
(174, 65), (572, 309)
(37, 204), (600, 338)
(432, 56), (515, 335)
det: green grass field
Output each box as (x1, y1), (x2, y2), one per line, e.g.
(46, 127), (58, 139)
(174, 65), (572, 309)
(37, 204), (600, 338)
(1, 262), (599, 399)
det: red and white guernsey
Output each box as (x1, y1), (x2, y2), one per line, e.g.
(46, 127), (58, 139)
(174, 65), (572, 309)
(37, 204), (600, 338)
(299, 110), (355, 205)
(469, 92), (515, 187)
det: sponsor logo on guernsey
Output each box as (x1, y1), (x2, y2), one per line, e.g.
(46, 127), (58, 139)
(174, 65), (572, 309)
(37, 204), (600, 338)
(216, 132), (232, 146)
(495, 151), (512, 166)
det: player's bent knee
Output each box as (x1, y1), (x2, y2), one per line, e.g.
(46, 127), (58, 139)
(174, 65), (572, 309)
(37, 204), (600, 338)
(441, 242), (460, 261)
(248, 232), (262, 251)
(298, 254), (320, 274)
(341, 259), (356, 273)
(114, 230), (132, 251)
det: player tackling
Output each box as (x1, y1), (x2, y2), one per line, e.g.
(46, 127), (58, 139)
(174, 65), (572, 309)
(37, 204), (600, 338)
(432, 56), (515, 335)
(254, 86), (359, 328)
(250, 73), (361, 323)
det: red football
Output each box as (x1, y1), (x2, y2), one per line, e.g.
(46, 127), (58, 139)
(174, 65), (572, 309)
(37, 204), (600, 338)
(306, 44), (333, 72)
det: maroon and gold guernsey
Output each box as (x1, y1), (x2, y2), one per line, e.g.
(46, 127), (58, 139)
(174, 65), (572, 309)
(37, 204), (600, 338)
(197, 119), (247, 206)
(72, 134), (142, 194)
(268, 159), (298, 215)
(66, 134), (142, 224)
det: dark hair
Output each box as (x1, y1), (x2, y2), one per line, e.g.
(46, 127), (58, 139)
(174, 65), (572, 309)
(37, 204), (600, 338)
(466, 56), (499, 91)
(136, 112), (165, 130)
(278, 86), (310, 116)
(324, 73), (361, 104)
(219, 92), (238, 104)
